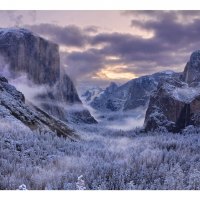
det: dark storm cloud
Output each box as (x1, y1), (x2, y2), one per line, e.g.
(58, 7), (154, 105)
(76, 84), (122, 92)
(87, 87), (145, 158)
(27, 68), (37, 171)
(130, 13), (200, 45)
(85, 11), (200, 76)
(90, 32), (188, 69)
(61, 49), (105, 79)
(28, 23), (90, 47)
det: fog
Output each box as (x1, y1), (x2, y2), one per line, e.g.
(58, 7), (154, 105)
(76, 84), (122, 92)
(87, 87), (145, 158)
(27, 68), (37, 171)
(0, 58), (48, 104)
(105, 116), (145, 131)
(86, 106), (147, 131)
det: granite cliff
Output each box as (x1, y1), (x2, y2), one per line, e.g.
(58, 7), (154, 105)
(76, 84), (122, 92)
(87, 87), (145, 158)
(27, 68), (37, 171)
(0, 28), (96, 124)
(144, 50), (200, 132)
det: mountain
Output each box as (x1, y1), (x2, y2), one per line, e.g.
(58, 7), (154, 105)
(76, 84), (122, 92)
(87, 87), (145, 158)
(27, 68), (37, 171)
(81, 87), (104, 104)
(144, 50), (200, 132)
(0, 28), (96, 124)
(0, 76), (77, 139)
(86, 70), (179, 113)
(181, 50), (200, 84)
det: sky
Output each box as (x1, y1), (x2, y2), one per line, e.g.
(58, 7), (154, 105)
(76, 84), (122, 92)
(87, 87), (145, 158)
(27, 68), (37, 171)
(1, 10), (200, 91)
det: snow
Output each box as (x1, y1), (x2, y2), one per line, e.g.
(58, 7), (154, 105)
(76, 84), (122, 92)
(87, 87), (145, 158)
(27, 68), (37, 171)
(2, 121), (200, 190)
(161, 70), (175, 75)
(81, 87), (104, 104)
(18, 184), (27, 190)
(172, 85), (200, 103)
(76, 175), (86, 190)
(0, 28), (36, 39)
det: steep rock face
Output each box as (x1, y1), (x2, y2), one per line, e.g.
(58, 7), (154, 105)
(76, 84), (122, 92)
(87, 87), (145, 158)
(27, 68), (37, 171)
(145, 50), (200, 132)
(38, 74), (97, 124)
(88, 71), (178, 113)
(181, 50), (200, 84)
(0, 76), (77, 139)
(144, 79), (190, 132)
(89, 82), (120, 112)
(0, 28), (60, 85)
(0, 28), (96, 124)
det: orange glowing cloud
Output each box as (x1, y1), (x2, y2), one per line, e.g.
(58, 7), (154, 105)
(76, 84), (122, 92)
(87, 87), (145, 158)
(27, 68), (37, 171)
(93, 65), (137, 80)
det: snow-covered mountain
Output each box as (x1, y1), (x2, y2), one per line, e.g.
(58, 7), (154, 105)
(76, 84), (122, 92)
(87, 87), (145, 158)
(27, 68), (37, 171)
(0, 28), (96, 124)
(145, 50), (200, 132)
(81, 87), (104, 104)
(0, 76), (77, 139)
(84, 70), (179, 114)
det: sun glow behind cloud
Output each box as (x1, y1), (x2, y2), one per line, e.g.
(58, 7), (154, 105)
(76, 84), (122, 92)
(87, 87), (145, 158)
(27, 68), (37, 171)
(131, 26), (155, 39)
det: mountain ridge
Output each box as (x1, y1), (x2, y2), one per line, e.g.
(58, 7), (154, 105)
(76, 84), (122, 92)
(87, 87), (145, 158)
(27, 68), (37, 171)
(83, 70), (180, 114)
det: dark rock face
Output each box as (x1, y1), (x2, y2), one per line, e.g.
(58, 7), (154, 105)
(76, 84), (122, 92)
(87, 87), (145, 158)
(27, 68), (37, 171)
(55, 74), (81, 103)
(145, 50), (200, 132)
(144, 79), (189, 132)
(0, 28), (60, 85)
(37, 74), (97, 124)
(181, 50), (200, 84)
(0, 76), (77, 139)
(0, 28), (96, 124)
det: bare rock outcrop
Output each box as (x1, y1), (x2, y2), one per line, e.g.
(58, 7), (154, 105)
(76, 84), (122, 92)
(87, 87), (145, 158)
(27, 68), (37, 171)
(0, 76), (78, 139)
(145, 50), (200, 132)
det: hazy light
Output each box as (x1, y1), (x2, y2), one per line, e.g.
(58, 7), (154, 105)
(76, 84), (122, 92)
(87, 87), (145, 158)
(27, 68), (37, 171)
(106, 56), (120, 61)
(131, 26), (155, 39)
(94, 65), (137, 80)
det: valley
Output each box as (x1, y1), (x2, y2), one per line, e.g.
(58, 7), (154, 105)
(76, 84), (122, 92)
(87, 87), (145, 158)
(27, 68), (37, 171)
(1, 26), (200, 190)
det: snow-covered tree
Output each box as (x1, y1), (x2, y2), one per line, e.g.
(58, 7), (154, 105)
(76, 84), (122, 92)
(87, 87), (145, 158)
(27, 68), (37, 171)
(76, 175), (86, 190)
(18, 184), (27, 190)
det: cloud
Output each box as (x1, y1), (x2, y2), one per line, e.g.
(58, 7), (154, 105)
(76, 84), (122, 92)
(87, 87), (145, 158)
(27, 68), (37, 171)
(86, 11), (200, 77)
(28, 23), (91, 47)
(61, 49), (105, 79)
(23, 11), (200, 90)
(83, 25), (99, 33)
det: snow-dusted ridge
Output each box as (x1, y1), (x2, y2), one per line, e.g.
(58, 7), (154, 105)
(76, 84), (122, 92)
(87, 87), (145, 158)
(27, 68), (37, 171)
(0, 27), (40, 40)
(0, 76), (77, 139)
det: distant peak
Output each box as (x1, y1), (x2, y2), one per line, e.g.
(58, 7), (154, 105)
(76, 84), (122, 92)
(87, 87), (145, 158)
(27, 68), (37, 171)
(109, 82), (118, 87)
(190, 50), (200, 64)
(104, 82), (118, 94)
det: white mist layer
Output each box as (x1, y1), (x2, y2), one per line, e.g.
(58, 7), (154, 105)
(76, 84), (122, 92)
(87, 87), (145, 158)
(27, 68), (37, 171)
(105, 116), (145, 131)
(172, 85), (200, 103)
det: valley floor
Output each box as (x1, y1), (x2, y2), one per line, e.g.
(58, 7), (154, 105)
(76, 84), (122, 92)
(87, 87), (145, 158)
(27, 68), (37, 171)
(1, 121), (200, 190)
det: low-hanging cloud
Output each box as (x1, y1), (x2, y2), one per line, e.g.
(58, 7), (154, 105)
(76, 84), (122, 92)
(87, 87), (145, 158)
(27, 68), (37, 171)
(0, 56), (48, 104)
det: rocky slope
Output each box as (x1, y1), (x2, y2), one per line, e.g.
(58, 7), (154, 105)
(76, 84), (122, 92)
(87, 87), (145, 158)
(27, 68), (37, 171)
(0, 28), (60, 85)
(144, 50), (200, 132)
(0, 76), (77, 139)
(82, 87), (104, 104)
(85, 71), (178, 113)
(0, 28), (96, 124)
(181, 50), (200, 84)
